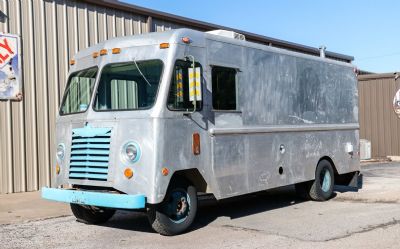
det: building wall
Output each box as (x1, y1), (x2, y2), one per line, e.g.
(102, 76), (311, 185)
(0, 0), (187, 194)
(358, 73), (400, 158)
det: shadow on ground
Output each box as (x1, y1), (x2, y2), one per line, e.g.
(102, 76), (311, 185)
(99, 186), (308, 234)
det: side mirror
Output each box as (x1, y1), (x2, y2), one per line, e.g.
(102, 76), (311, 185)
(188, 67), (202, 102)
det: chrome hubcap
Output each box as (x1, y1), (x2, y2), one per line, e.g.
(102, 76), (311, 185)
(321, 169), (331, 192)
(165, 190), (190, 224)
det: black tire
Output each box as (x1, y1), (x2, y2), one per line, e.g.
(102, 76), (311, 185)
(70, 204), (116, 224)
(147, 180), (197, 236)
(295, 159), (335, 201)
(310, 159), (335, 201)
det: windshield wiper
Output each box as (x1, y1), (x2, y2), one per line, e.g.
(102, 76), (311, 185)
(133, 60), (152, 87)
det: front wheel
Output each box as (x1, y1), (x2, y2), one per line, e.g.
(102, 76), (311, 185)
(70, 204), (115, 224)
(147, 180), (197, 236)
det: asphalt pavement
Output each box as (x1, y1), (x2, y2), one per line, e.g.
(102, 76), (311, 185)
(1, 161), (400, 249)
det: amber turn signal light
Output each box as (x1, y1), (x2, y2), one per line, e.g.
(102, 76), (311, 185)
(56, 164), (60, 175)
(124, 168), (134, 179)
(192, 133), (200, 155)
(100, 49), (108, 56)
(112, 48), (121, 54)
(159, 43), (170, 49)
(161, 167), (169, 176)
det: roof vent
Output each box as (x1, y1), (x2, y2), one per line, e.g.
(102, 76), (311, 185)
(206, 30), (246, 41)
(319, 45), (326, 58)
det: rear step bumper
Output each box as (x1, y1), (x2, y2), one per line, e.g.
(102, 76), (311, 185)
(41, 187), (146, 209)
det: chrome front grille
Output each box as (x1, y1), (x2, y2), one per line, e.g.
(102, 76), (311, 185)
(69, 126), (111, 181)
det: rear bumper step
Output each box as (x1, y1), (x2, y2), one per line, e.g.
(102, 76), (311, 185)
(41, 187), (146, 209)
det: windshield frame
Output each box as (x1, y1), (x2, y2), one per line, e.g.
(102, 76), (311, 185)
(59, 66), (98, 116)
(92, 59), (165, 113)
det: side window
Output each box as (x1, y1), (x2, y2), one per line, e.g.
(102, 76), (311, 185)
(167, 60), (202, 111)
(60, 67), (97, 115)
(212, 66), (237, 110)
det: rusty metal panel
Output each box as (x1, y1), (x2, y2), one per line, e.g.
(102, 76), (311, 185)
(359, 74), (400, 158)
(0, 0), (150, 193)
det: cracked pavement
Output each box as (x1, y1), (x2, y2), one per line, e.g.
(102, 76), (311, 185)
(1, 162), (400, 249)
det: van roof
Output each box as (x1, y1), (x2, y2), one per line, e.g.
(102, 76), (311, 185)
(74, 29), (353, 68)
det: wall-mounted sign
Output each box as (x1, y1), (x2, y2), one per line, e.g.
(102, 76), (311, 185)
(0, 33), (21, 100)
(393, 88), (400, 117)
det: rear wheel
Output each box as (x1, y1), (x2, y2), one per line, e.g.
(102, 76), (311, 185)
(147, 180), (197, 236)
(295, 159), (335, 201)
(70, 204), (115, 224)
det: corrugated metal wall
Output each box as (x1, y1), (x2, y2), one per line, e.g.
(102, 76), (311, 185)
(0, 0), (189, 194)
(153, 18), (185, 32)
(359, 73), (400, 158)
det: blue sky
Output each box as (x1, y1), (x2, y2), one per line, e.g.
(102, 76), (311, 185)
(124, 0), (400, 73)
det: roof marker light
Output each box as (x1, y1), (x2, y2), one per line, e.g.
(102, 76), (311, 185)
(92, 52), (99, 58)
(69, 59), (75, 65)
(182, 37), (192, 44)
(159, 43), (170, 49)
(112, 48), (121, 54)
(100, 49), (108, 56)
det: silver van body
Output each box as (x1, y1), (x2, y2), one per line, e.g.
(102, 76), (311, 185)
(48, 28), (360, 205)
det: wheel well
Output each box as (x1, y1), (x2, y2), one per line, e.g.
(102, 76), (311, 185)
(321, 156), (360, 186)
(319, 156), (339, 178)
(170, 169), (208, 193)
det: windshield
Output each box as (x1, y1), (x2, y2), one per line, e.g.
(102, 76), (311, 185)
(60, 67), (98, 115)
(94, 60), (163, 111)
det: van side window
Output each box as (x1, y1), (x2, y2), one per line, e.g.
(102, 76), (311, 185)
(167, 60), (202, 111)
(212, 66), (237, 110)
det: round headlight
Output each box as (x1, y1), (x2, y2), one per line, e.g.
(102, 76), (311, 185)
(56, 143), (65, 161)
(122, 142), (141, 163)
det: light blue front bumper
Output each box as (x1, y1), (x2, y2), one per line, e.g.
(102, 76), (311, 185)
(41, 187), (146, 209)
